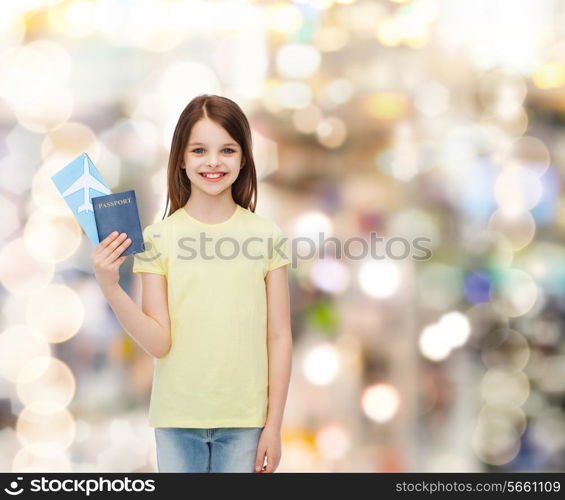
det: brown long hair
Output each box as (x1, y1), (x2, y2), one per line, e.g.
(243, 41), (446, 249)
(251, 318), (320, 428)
(161, 94), (258, 219)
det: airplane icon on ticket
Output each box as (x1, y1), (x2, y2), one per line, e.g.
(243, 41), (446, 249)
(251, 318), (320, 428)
(61, 155), (111, 213)
(51, 152), (113, 245)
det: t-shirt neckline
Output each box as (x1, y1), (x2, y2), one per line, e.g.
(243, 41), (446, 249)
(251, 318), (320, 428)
(180, 203), (241, 226)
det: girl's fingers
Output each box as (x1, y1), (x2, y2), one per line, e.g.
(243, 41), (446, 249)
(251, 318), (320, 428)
(92, 231), (120, 257)
(100, 231), (120, 249)
(102, 235), (131, 265)
(255, 450), (266, 472)
(100, 232), (127, 256)
(103, 231), (120, 244)
(92, 231), (117, 259)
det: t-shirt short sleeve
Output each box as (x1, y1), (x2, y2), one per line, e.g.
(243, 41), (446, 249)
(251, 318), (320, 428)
(132, 225), (167, 275)
(266, 223), (291, 272)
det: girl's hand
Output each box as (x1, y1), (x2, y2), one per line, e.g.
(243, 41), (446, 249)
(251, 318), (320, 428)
(254, 426), (281, 473)
(90, 231), (131, 291)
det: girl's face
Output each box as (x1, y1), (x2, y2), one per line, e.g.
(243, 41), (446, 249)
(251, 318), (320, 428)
(181, 117), (243, 195)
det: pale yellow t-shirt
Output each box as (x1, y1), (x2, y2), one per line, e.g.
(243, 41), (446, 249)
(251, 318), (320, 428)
(132, 203), (291, 428)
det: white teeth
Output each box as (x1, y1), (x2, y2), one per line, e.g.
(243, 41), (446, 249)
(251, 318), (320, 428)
(202, 173), (224, 178)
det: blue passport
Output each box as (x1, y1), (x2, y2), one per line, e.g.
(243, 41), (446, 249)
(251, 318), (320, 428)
(92, 190), (145, 256)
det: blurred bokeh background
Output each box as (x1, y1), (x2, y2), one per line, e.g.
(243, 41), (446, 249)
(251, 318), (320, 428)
(1, 0), (565, 473)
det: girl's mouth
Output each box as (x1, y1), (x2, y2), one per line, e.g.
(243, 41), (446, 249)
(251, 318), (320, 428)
(200, 172), (227, 182)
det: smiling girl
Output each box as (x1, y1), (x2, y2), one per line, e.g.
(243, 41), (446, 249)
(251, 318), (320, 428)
(91, 94), (292, 473)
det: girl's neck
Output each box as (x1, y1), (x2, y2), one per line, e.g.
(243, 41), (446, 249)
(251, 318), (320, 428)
(183, 195), (238, 224)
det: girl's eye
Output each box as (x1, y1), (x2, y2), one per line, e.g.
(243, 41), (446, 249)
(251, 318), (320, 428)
(192, 147), (236, 154)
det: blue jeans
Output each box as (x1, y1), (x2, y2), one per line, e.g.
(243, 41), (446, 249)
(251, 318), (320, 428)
(154, 427), (264, 473)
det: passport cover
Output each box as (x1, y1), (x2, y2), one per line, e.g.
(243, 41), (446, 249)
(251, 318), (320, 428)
(92, 190), (145, 256)
(50, 152), (112, 245)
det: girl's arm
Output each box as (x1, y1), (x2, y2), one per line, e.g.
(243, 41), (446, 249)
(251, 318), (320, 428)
(264, 264), (292, 430)
(91, 231), (171, 359)
(255, 264), (292, 472)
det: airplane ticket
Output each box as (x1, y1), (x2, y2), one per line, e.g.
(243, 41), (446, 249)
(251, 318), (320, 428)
(51, 152), (112, 245)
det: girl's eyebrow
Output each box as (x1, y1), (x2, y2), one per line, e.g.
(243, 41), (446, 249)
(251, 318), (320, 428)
(188, 142), (238, 147)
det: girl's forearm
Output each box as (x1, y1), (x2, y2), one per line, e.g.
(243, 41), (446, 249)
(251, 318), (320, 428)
(265, 333), (292, 430)
(101, 284), (170, 358)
